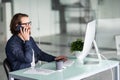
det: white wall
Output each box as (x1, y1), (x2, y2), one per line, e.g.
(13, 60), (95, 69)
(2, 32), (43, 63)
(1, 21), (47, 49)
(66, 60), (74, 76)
(96, 19), (120, 49)
(12, 0), (60, 37)
(98, 0), (120, 18)
(0, 2), (12, 43)
(95, 0), (120, 49)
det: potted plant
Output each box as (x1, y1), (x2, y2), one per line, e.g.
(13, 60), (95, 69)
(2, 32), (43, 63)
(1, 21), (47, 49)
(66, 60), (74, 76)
(70, 38), (84, 58)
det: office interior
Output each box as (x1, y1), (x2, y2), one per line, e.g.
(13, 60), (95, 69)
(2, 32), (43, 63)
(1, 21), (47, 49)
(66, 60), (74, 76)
(0, 0), (120, 80)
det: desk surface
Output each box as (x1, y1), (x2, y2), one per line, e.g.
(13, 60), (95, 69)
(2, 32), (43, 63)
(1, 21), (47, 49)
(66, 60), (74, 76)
(9, 58), (119, 80)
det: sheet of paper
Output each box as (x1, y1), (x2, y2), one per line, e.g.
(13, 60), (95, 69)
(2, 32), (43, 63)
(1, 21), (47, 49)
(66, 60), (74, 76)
(24, 68), (55, 75)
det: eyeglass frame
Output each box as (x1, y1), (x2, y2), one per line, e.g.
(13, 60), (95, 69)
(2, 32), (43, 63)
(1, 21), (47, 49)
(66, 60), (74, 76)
(20, 21), (32, 26)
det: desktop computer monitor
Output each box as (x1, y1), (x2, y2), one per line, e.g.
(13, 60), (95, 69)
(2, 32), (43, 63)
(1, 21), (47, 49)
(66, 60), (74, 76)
(78, 20), (101, 62)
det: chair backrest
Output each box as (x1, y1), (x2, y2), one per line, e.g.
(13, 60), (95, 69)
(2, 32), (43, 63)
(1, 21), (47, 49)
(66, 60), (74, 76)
(3, 58), (12, 79)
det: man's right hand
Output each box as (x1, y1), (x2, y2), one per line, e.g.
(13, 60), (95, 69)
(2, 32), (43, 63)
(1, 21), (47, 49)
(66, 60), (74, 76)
(20, 27), (30, 41)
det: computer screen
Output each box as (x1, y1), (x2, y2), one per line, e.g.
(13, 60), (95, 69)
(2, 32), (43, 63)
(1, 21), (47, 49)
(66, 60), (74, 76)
(78, 20), (96, 61)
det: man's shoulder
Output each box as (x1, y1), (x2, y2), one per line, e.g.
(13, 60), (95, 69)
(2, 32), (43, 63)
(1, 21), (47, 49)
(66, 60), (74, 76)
(8, 35), (18, 41)
(7, 35), (22, 45)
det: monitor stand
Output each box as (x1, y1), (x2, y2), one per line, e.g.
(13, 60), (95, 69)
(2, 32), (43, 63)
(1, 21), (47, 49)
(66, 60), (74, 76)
(84, 40), (102, 65)
(93, 40), (102, 61)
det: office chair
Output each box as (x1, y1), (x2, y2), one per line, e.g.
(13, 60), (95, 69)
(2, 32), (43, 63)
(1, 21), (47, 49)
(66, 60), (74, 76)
(3, 58), (12, 79)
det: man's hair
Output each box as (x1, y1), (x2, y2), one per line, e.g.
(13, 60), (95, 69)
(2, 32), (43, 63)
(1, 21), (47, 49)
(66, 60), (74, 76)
(10, 13), (28, 35)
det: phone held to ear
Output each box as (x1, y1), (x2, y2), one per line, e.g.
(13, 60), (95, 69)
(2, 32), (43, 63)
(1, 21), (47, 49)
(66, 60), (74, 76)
(15, 25), (23, 32)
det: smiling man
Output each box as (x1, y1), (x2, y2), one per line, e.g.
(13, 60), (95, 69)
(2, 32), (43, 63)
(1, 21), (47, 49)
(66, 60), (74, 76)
(5, 13), (67, 71)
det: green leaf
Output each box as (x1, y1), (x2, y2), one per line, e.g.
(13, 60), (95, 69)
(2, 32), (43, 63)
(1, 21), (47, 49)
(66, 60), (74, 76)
(70, 38), (84, 52)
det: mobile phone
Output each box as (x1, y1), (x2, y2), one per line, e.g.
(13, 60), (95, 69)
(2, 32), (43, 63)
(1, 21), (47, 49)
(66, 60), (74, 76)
(15, 25), (23, 32)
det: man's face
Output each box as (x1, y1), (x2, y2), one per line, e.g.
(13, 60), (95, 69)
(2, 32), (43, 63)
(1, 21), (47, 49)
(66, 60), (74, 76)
(20, 17), (31, 34)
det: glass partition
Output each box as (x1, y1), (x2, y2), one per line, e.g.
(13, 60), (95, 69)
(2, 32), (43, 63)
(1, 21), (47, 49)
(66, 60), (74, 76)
(43, 0), (120, 55)
(96, 0), (120, 50)
(39, 0), (98, 55)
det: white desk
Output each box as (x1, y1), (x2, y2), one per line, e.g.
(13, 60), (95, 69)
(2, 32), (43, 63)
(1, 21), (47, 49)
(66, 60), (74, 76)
(9, 58), (119, 80)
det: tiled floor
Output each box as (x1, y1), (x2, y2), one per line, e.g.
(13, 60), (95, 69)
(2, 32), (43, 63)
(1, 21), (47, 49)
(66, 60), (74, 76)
(0, 34), (120, 80)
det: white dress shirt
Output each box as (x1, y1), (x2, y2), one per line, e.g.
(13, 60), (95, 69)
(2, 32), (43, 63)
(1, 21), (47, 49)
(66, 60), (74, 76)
(31, 49), (35, 67)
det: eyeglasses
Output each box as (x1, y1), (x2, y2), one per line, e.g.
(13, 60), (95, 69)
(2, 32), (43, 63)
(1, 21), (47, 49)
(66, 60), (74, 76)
(20, 21), (31, 26)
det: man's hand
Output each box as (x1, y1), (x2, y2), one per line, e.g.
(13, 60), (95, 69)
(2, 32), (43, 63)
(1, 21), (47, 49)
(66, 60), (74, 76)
(20, 27), (30, 41)
(55, 55), (67, 62)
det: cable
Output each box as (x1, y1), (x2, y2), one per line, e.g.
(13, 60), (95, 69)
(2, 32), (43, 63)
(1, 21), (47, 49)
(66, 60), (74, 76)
(93, 40), (114, 80)
(98, 53), (114, 80)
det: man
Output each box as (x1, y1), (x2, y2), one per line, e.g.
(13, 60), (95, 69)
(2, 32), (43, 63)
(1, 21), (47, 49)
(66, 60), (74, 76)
(5, 13), (67, 71)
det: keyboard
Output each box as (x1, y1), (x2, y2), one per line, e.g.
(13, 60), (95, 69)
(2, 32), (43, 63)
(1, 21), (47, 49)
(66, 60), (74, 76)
(63, 60), (74, 67)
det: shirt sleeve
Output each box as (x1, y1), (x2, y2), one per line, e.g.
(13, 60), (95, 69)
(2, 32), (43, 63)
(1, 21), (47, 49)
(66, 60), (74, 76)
(31, 37), (56, 62)
(38, 50), (56, 62)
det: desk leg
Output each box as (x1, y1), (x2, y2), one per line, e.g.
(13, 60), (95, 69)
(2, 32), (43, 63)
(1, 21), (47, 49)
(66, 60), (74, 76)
(114, 65), (119, 80)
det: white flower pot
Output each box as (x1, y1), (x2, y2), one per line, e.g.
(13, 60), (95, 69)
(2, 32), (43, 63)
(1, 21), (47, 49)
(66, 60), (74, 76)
(73, 51), (82, 59)
(73, 51), (84, 64)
